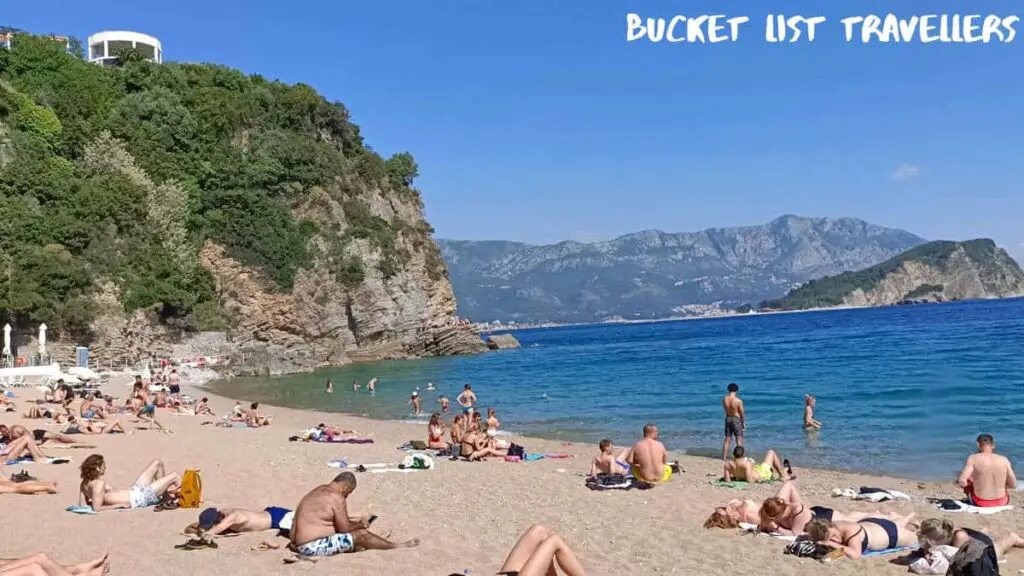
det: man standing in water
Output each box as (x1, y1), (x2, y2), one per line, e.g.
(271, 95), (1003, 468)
(367, 378), (377, 394)
(722, 383), (745, 460)
(958, 434), (1017, 507)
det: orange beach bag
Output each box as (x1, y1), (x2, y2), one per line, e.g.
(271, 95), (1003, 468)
(178, 469), (202, 508)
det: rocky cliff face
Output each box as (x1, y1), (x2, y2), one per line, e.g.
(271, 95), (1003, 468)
(842, 242), (1024, 307)
(439, 215), (926, 323)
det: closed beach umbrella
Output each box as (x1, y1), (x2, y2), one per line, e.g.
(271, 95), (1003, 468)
(38, 324), (46, 356)
(2, 323), (9, 356)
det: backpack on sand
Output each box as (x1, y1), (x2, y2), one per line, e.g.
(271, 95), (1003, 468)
(178, 469), (202, 508)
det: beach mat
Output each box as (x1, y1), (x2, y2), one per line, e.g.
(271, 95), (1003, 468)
(712, 479), (750, 489)
(863, 546), (917, 558)
(65, 505), (138, 514)
(5, 456), (70, 465)
(929, 498), (1013, 514)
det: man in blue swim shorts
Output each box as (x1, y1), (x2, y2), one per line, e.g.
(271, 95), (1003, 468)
(290, 472), (420, 557)
(187, 506), (295, 536)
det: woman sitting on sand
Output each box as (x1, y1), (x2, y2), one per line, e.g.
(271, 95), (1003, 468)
(451, 414), (465, 445)
(0, 552), (109, 575)
(80, 455), (181, 511)
(427, 413), (448, 450)
(804, 514), (918, 559)
(496, 524), (585, 576)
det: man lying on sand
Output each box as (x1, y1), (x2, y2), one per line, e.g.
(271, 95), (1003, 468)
(496, 524), (586, 576)
(589, 439), (630, 476)
(629, 423), (670, 485)
(957, 433), (1016, 507)
(1, 424), (95, 448)
(0, 552), (109, 576)
(289, 472), (419, 557)
(186, 506), (295, 536)
(80, 455), (180, 511)
(0, 467), (58, 495)
(723, 446), (793, 483)
(0, 426), (50, 462)
(805, 514), (918, 559)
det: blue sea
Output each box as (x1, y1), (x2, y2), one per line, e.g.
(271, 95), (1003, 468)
(208, 298), (1024, 480)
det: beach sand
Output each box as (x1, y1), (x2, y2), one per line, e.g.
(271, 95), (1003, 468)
(3, 379), (1022, 575)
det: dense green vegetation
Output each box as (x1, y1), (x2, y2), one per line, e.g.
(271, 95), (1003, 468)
(0, 32), (435, 337)
(760, 240), (1002, 310)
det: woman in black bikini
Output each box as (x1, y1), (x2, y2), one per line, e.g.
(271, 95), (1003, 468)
(496, 524), (585, 576)
(805, 515), (917, 559)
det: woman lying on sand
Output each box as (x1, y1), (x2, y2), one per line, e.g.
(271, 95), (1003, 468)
(496, 524), (585, 576)
(80, 455), (181, 511)
(0, 468), (58, 495)
(0, 426), (50, 462)
(66, 416), (126, 435)
(704, 481), (905, 535)
(804, 514), (918, 559)
(0, 552), (109, 575)
(917, 517), (1024, 559)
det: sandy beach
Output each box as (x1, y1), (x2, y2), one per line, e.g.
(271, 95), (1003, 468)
(3, 378), (1022, 576)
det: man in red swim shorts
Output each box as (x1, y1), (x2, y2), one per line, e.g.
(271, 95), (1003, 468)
(958, 434), (1017, 507)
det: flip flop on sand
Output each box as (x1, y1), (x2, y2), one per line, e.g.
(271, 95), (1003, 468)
(283, 554), (317, 564)
(251, 541), (281, 551)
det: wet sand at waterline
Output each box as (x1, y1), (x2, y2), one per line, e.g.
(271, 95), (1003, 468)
(3, 381), (1023, 575)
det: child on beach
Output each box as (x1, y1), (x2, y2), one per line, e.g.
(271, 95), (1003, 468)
(439, 395), (449, 413)
(803, 394), (821, 431)
(589, 439), (630, 476)
(486, 408), (501, 432)
(195, 397), (215, 416)
(410, 391), (421, 415)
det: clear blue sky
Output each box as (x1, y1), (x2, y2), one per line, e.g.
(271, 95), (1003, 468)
(8, 1), (1024, 257)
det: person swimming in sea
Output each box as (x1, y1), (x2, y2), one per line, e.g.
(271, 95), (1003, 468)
(426, 382), (435, 392)
(439, 395), (450, 413)
(352, 380), (360, 392)
(803, 394), (821, 431)
(367, 378), (377, 394)
(325, 379), (333, 394)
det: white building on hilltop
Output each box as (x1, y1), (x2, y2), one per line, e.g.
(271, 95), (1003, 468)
(87, 31), (161, 65)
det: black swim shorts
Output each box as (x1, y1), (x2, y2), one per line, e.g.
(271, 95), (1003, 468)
(724, 416), (743, 439)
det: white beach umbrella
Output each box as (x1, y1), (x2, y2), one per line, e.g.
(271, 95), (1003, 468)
(2, 323), (9, 356)
(38, 323), (47, 355)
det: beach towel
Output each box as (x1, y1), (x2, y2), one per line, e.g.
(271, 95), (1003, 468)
(832, 487), (911, 502)
(299, 436), (373, 444)
(739, 522), (797, 542)
(929, 498), (1013, 515)
(712, 480), (751, 489)
(909, 545), (959, 574)
(65, 505), (136, 514)
(585, 474), (636, 491)
(5, 457), (71, 465)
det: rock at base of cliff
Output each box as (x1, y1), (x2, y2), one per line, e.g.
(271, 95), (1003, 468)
(486, 334), (521, 350)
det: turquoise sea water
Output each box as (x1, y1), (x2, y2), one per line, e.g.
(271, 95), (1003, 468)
(209, 298), (1024, 480)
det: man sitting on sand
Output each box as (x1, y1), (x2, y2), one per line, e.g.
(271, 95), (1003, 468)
(958, 433), (1016, 507)
(724, 446), (793, 483)
(289, 472), (419, 557)
(246, 402), (271, 427)
(590, 439), (630, 476)
(187, 506), (294, 536)
(629, 423), (670, 485)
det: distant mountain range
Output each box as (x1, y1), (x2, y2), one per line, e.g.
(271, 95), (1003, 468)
(438, 215), (927, 323)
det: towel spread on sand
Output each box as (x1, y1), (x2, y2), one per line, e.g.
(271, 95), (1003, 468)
(929, 498), (1014, 514)
(832, 487), (911, 502)
(65, 505), (139, 514)
(739, 522), (797, 542)
(585, 474), (636, 491)
(5, 457), (71, 465)
(712, 480), (751, 489)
